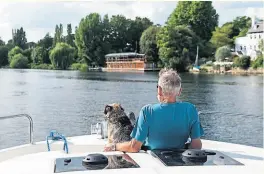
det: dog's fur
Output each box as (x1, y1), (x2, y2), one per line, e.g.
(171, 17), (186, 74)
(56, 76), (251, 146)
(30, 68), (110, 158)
(104, 103), (135, 144)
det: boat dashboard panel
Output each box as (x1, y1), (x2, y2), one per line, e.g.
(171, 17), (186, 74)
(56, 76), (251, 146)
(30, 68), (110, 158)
(54, 153), (139, 173)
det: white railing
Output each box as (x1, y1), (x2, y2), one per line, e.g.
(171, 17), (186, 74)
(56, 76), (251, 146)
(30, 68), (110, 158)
(0, 114), (34, 144)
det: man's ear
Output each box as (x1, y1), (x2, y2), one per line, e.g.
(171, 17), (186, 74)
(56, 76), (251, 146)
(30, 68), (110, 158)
(177, 88), (182, 96)
(158, 86), (162, 96)
(104, 105), (113, 115)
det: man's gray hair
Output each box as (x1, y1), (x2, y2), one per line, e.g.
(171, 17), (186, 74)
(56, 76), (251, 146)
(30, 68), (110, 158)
(158, 68), (181, 97)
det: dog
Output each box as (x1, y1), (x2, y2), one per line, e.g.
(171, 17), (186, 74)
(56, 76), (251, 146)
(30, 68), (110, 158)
(104, 103), (136, 144)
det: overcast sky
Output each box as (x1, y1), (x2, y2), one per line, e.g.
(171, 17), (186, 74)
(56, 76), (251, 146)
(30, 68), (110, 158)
(0, 1), (263, 42)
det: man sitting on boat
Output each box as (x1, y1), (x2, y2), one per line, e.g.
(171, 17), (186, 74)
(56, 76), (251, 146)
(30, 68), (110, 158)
(104, 68), (204, 152)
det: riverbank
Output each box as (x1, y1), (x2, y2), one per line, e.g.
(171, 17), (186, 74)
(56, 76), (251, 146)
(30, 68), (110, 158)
(193, 65), (263, 75)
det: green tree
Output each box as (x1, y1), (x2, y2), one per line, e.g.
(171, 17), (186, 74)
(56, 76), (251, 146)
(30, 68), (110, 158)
(26, 42), (37, 49)
(130, 17), (153, 53)
(157, 25), (200, 71)
(12, 27), (27, 49)
(10, 53), (29, 69)
(0, 37), (5, 46)
(140, 26), (161, 65)
(49, 42), (74, 70)
(215, 46), (231, 62)
(53, 24), (64, 47)
(31, 46), (44, 64)
(109, 15), (131, 52)
(232, 16), (251, 38)
(0, 46), (9, 66)
(75, 13), (110, 66)
(8, 46), (23, 62)
(167, 1), (218, 41)
(210, 24), (233, 48)
(37, 33), (53, 64)
(66, 24), (74, 47)
(38, 33), (53, 49)
(6, 39), (14, 50)
(22, 48), (33, 63)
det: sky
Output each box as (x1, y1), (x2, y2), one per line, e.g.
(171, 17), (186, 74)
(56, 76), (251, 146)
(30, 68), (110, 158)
(0, 1), (263, 43)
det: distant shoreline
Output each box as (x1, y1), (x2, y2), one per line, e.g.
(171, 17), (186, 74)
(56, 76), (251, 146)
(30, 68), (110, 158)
(190, 67), (263, 76)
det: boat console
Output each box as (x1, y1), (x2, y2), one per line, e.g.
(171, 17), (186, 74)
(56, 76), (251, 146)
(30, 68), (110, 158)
(54, 153), (139, 173)
(54, 148), (243, 173)
(150, 149), (244, 166)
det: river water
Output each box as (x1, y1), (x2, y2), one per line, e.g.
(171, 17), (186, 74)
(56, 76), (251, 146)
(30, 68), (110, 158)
(0, 69), (263, 149)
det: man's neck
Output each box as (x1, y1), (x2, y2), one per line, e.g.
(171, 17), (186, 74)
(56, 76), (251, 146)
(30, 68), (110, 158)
(163, 96), (177, 103)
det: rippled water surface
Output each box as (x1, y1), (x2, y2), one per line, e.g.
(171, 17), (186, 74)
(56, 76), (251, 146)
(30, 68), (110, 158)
(0, 69), (263, 149)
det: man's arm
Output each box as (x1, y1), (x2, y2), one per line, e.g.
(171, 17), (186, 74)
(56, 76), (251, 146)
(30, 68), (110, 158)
(189, 104), (204, 149)
(104, 139), (143, 152)
(116, 139), (143, 152)
(189, 138), (202, 149)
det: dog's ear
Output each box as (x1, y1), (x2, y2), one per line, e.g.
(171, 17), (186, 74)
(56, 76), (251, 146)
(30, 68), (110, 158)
(120, 105), (124, 111)
(104, 105), (113, 115)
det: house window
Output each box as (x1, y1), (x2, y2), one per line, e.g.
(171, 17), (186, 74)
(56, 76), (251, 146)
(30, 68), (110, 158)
(254, 45), (256, 50)
(240, 46), (242, 50)
(254, 34), (256, 39)
(250, 45), (252, 49)
(244, 46), (246, 50)
(259, 35), (261, 39)
(250, 35), (252, 39)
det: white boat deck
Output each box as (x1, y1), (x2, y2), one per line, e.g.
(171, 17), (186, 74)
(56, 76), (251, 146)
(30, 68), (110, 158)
(0, 135), (263, 174)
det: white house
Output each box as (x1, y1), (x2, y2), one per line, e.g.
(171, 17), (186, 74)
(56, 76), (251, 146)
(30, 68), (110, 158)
(235, 16), (264, 60)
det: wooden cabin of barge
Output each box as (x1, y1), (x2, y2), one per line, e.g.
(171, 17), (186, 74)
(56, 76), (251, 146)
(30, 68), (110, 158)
(104, 52), (159, 72)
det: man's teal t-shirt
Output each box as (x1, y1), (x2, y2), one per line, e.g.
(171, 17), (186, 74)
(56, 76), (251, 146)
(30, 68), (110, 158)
(130, 102), (204, 150)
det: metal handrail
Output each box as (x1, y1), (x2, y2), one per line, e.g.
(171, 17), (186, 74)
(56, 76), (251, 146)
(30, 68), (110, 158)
(0, 114), (34, 144)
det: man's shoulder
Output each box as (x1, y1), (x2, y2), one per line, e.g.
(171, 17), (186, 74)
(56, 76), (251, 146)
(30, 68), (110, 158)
(177, 101), (196, 109)
(140, 104), (154, 112)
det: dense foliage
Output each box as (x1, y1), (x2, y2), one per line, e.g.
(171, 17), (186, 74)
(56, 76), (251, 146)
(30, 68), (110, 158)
(0, 4), (261, 72)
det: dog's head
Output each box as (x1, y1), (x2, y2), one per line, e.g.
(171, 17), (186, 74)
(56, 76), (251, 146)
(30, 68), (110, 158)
(104, 103), (125, 121)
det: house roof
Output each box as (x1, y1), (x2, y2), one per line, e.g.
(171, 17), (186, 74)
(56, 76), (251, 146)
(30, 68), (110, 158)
(105, 52), (145, 58)
(248, 23), (263, 33)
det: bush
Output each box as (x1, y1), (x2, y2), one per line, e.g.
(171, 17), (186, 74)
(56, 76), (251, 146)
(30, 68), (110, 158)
(70, 63), (83, 70)
(233, 56), (250, 69)
(70, 63), (88, 72)
(80, 64), (88, 72)
(251, 55), (263, 69)
(10, 53), (29, 69)
(31, 63), (54, 70)
(215, 46), (231, 62)
(8, 46), (23, 62)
